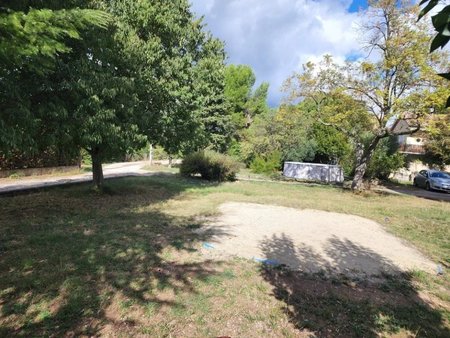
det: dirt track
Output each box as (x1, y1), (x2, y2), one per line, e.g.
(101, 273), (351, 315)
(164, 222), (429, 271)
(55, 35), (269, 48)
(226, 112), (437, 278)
(200, 202), (435, 277)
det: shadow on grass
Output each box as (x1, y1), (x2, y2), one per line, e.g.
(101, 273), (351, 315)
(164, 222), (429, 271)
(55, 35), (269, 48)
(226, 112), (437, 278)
(259, 234), (449, 337)
(0, 176), (227, 336)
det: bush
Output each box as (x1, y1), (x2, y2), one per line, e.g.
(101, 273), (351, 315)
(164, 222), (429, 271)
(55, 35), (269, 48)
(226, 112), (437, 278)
(250, 151), (282, 174)
(365, 139), (405, 180)
(180, 150), (240, 181)
(281, 140), (317, 163)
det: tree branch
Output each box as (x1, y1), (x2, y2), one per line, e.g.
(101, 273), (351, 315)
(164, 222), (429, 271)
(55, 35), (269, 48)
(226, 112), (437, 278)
(317, 118), (358, 139)
(347, 85), (383, 110)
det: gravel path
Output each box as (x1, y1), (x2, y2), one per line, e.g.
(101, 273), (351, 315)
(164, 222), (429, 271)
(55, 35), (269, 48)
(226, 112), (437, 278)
(200, 202), (436, 277)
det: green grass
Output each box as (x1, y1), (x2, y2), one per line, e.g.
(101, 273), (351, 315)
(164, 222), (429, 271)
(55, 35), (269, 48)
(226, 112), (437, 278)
(0, 175), (449, 337)
(142, 164), (179, 174)
(237, 167), (272, 180)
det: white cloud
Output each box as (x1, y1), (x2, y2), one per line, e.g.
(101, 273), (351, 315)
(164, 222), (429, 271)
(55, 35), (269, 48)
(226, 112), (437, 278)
(190, 0), (363, 106)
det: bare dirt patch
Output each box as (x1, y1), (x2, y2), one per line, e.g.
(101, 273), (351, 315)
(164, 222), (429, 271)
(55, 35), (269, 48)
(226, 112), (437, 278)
(200, 202), (436, 277)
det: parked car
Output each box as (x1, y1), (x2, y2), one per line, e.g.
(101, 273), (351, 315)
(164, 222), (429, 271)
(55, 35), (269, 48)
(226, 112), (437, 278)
(413, 170), (450, 192)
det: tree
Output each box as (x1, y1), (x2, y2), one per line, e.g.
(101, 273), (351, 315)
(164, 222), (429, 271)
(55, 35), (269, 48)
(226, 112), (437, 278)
(365, 138), (405, 180)
(191, 37), (232, 153)
(156, 35), (231, 156)
(238, 96), (355, 173)
(245, 82), (270, 126)
(312, 122), (352, 168)
(83, 0), (230, 186)
(1, 0), (229, 188)
(0, 4), (110, 153)
(425, 114), (450, 166)
(53, 22), (145, 187)
(284, 0), (449, 190)
(274, 103), (318, 163)
(238, 109), (283, 165)
(419, 0), (450, 106)
(224, 65), (269, 134)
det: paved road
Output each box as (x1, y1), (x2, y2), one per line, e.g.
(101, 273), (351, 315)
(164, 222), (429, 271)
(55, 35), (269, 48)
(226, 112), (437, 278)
(0, 161), (150, 194)
(378, 185), (450, 202)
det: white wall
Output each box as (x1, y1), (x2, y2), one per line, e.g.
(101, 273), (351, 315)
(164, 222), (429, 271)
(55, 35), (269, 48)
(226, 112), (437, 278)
(390, 160), (450, 182)
(283, 162), (344, 183)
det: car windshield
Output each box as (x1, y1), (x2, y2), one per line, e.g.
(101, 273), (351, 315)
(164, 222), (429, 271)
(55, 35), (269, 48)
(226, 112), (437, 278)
(430, 172), (450, 179)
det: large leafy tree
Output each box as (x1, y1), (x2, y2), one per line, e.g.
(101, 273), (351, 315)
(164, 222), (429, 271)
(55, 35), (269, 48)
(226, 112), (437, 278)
(190, 38), (231, 153)
(73, 0), (230, 186)
(156, 34), (230, 156)
(238, 108), (283, 165)
(311, 117), (352, 167)
(284, 0), (449, 190)
(0, 2), (109, 154)
(239, 99), (352, 170)
(274, 103), (318, 163)
(1, 0), (149, 187)
(224, 64), (269, 134)
(1, 0), (229, 188)
(51, 17), (144, 186)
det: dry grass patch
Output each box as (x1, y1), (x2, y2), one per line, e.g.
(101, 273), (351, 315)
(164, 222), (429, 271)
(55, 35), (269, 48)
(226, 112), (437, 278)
(0, 175), (448, 337)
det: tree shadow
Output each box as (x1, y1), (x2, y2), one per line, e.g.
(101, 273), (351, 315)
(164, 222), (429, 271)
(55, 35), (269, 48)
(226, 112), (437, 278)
(0, 176), (228, 336)
(259, 233), (449, 337)
(0, 171), (180, 197)
(258, 233), (405, 277)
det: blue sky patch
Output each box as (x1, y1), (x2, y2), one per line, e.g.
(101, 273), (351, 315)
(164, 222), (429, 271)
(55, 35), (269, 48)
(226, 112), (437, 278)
(349, 0), (368, 13)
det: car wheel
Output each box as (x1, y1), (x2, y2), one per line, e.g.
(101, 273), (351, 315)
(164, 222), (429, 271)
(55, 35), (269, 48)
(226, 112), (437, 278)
(426, 182), (431, 191)
(413, 179), (418, 187)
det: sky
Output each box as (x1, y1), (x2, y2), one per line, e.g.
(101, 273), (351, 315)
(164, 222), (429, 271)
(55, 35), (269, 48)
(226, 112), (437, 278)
(189, 0), (370, 106)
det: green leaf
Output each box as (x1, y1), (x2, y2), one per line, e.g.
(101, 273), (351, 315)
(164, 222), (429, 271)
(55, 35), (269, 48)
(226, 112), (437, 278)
(430, 33), (450, 52)
(438, 72), (450, 81)
(419, 0), (439, 21)
(431, 6), (450, 34)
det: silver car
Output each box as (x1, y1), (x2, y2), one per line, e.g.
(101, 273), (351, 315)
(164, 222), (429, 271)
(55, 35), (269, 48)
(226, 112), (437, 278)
(413, 170), (450, 192)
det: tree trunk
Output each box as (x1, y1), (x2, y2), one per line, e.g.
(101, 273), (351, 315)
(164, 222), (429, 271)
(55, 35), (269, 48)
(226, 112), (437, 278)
(351, 143), (368, 191)
(244, 109), (252, 128)
(168, 155), (173, 168)
(351, 137), (381, 191)
(91, 149), (104, 189)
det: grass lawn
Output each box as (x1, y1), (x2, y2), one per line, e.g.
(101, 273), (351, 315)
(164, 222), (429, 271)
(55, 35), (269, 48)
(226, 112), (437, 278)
(142, 164), (179, 174)
(0, 175), (449, 337)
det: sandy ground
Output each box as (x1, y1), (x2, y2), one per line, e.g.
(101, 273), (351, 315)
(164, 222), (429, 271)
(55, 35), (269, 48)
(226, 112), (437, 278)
(200, 202), (436, 278)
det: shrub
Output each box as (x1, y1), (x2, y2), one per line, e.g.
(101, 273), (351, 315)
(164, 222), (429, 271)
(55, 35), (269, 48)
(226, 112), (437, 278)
(250, 151), (282, 174)
(365, 139), (405, 180)
(281, 140), (317, 163)
(180, 150), (239, 181)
